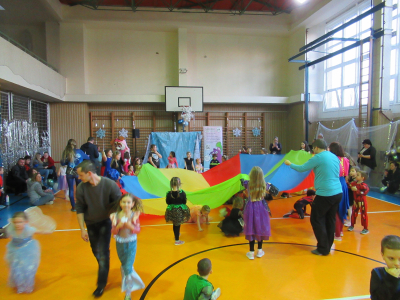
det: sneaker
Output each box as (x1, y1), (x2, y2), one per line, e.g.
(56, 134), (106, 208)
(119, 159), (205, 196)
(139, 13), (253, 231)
(175, 240), (185, 245)
(256, 250), (265, 258)
(311, 249), (329, 256)
(71, 208), (76, 212)
(361, 229), (369, 235)
(347, 226), (354, 231)
(340, 232), (343, 237)
(45, 201), (54, 205)
(211, 288), (221, 300)
(246, 252), (255, 260)
(344, 221), (351, 227)
(334, 236), (342, 241)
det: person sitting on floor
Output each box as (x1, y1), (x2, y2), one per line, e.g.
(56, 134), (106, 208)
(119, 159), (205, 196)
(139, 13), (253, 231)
(283, 189), (316, 219)
(381, 162), (400, 194)
(6, 158), (29, 195)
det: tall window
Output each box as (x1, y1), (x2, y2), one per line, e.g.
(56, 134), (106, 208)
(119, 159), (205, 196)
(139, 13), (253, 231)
(324, 1), (372, 111)
(390, 0), (399, 103)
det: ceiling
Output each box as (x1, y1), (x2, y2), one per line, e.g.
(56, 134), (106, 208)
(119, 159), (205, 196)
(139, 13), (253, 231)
(0, 0), (58, 25)
(59, 0), (304, 16)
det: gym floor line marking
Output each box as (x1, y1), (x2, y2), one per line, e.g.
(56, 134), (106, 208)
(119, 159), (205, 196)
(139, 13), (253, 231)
(53, 209), (400, 232)
(321, 295), (370, 300)
(138, 242), (384, 300)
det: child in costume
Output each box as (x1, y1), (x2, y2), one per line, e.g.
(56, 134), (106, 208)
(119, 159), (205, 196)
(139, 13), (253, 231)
(184, 152), (195, 171)
(167, 151), (178, 168)
(218, 197), (244, 236)
(195, 158), (203, 174)
(348, 170), (370, 234)
(188, 205), (211, 232)
(243, 166), (271, 260)
(102, 148), (113, 176)
(370, 235), (400, 300)
(57, 165), (69, 200)
(110, 194), (145, 300)
(6, 212), (41, 293)
(123, 152), (131, 174)
(165, 177), (190, 245)
(209, 154), (220, 169)
(345, 166), (359, 226)
(183, 258), (221, 300)
(283, 189), (315, 219)
(134, 158), (142, 175)
(127, 165), (135, 176)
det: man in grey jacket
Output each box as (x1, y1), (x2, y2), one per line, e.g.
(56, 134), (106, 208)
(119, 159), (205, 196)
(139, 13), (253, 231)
(75, 160), (122, 298)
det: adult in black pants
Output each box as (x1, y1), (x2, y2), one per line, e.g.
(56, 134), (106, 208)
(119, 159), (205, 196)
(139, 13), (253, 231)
(357, 139), (377, 179)
(7, 158), (29, 195)
(81, 136), (101, 175)
(382, 161), (400, 194)
(285, 139), (343, 256)
(75, 160), (122, 297)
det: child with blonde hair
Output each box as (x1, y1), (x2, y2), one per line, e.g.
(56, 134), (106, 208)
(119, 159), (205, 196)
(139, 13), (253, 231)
(243, 166), (271, 259)
(57, 165), (69, 200)
(110, 194), (145, 300)
(188, 205), (211, 231)
(195, 158), (204, 174)
(165, 177), (191, 245)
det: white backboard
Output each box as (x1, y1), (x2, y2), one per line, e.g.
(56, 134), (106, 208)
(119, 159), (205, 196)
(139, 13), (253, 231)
(165, 86), (203, 112)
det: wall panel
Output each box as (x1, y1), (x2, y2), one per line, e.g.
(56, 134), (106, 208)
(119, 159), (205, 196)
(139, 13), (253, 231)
(50, 103), (90, 162)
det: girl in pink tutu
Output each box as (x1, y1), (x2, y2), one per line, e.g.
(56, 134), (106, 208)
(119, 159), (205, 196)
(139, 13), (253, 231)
(243, 166), (271, 260)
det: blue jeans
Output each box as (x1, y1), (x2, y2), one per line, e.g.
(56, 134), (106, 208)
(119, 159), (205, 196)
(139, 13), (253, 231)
(39, 169), (53, 184)
(30, 193), (54, 206)
(87, 219), (112, 289)
(66, 173), (80, 208)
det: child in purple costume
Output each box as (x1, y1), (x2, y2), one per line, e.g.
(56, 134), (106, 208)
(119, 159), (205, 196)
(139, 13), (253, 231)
(243, 166), (271, 260)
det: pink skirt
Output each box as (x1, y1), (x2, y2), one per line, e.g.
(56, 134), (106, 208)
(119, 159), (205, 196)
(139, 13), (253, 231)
(58, 175), (68, 191)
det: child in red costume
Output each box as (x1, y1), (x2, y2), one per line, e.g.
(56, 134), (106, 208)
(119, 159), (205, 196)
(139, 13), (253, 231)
(348, 170), (370, 234)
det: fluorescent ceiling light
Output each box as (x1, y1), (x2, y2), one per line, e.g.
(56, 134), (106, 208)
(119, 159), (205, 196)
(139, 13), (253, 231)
(296, 0), (307, 4)
(0, 5), (4, 10)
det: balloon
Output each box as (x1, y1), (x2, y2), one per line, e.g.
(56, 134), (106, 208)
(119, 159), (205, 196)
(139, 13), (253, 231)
(47, 179), (54, 187)
(394, 155), (398, 160)
(53, 182), (58, 191)
(397, 146), (400, 153)
(391, 148), (396, 155)
(380, 187), (387, 193)
(178, 119), (184, 124)
(183, 121), (188, 126)
(386, 151), (390, 156)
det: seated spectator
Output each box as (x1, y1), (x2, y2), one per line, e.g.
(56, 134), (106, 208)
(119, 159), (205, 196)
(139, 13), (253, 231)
(382, 162), (400, 194)
(32, 153), (53, 185)
(24, 155), (32, 173)
(7, 158), (29, 195)
(41, 152), (57, 181)
(27, 172), (54, 206)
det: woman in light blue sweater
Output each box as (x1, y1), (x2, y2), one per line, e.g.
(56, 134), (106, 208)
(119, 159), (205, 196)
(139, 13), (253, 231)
(284, 139), (343, 256)
(27, 172), (54, 206)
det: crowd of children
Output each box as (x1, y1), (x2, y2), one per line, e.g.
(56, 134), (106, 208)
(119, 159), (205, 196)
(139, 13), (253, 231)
(3, 141), (398, 300)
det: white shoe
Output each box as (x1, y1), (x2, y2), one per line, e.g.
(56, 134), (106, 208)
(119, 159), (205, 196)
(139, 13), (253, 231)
(246, 252), (255, 260)
(45, 201), (54, 205)
(211, 288), (221, 300)
(256, 249), (265, 258)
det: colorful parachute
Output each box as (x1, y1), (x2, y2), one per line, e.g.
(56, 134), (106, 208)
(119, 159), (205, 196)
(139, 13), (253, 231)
(121, 150), (314, 215)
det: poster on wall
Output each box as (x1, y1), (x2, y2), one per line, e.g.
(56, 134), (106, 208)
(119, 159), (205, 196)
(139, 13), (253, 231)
(203, 126), (223, 171)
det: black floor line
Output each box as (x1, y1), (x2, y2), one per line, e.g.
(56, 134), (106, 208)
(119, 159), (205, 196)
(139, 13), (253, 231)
(139, 241), (385, 300)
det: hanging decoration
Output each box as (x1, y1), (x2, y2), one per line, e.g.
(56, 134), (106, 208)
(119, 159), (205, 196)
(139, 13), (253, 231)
(96, 128), (106, 139)
(181, 106), (195, 123)
(119, 128), (129, 139)
(40, 131), (51, 148)
(233, 127), (241, 137)
(252, 127), (261, 137)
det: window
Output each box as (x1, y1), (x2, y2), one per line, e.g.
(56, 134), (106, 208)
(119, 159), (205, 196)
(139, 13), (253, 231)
(390, 0), (399, 103)
(324, 1), (372, 110)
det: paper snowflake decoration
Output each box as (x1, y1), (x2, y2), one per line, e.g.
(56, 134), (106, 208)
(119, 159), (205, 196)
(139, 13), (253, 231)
(182, 106), (195, 123)
(41, 131), (51, 148)
(252, 127), (261, 137)
(233, 127), (241, 137)
(119, 128), (128, 138)
(96, 128), (106, 139)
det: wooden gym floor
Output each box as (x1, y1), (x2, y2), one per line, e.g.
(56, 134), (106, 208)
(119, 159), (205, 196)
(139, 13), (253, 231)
(0, 192), (398, 300)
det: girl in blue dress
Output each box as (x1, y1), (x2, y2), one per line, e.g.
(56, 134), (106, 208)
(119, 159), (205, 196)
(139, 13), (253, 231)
(6, 211), (40, 293)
